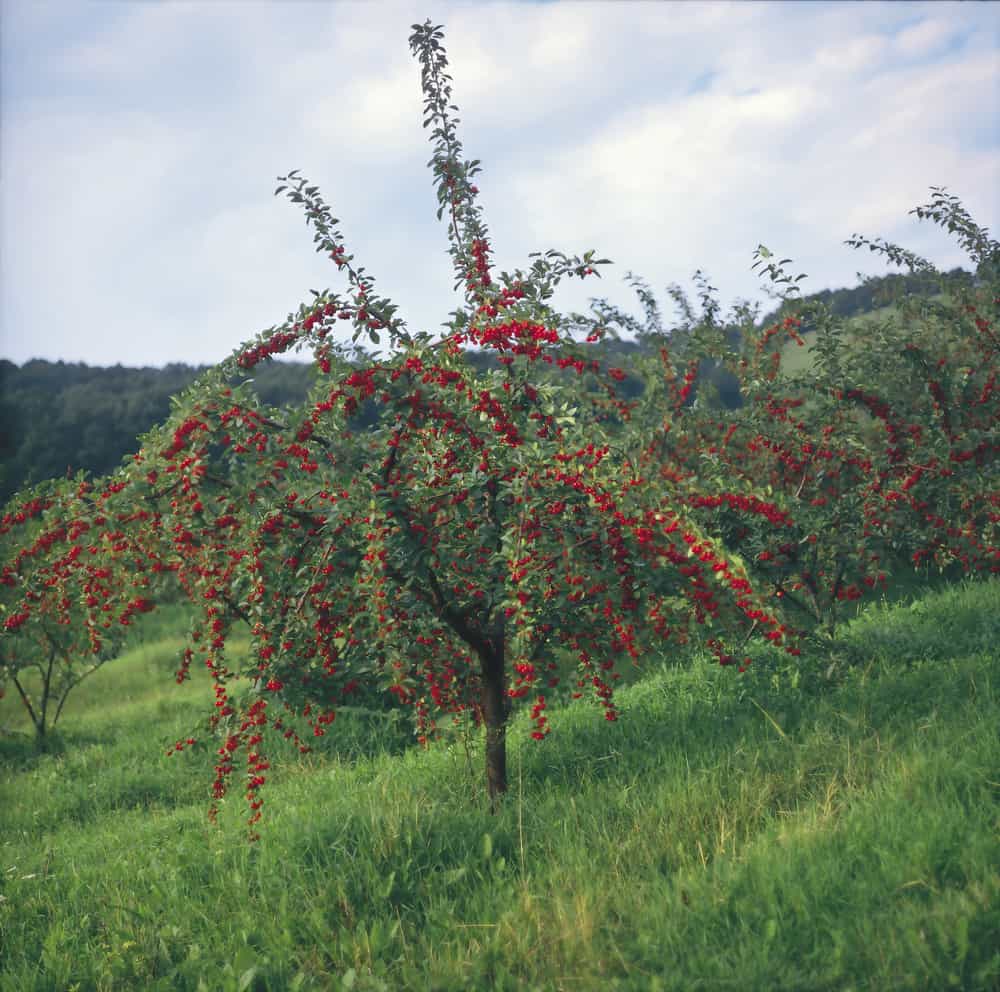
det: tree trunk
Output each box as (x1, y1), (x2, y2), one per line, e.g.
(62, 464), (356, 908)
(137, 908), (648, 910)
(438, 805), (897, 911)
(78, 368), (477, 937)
(479, 627), (509, 810)
(11, 674), (44, 740)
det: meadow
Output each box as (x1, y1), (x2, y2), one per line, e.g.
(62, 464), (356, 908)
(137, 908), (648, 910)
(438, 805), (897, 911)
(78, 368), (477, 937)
(2, 579), (998, 991)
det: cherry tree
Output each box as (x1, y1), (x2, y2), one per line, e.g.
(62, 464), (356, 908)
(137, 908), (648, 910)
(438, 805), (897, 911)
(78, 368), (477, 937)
(111, 21), (788, 825)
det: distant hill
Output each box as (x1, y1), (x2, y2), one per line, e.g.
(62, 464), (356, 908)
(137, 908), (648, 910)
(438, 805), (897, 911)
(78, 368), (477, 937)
(756, 265), (976, 330)
(0, 359), (315, 504)
(0, 266), (977, 505)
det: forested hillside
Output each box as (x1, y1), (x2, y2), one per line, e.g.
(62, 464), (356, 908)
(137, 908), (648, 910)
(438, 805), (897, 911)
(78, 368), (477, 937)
(0, 359), (316, 503)
(0, 265), (976, 504)
(756, 264), (977, 327)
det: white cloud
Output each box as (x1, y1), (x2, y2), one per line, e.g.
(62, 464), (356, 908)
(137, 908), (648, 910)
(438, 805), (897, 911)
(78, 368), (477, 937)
(814, 34), (890, 76)
(1, 0), (997, 367)
(894, 17), (957, 58)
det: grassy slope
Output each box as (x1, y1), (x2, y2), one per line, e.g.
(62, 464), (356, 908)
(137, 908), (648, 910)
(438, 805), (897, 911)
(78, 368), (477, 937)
(776, 300), (908, 378)
(775, 293), (951, 378)
(1, 580), (998, 992)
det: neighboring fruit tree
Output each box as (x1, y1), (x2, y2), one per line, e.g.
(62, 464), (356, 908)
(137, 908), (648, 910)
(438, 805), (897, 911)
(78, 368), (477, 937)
(0, 476), (161, 740)
(577, 198), (998, 642)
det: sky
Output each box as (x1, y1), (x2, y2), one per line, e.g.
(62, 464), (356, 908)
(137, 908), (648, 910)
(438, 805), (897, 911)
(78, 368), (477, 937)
(1, 0), (997, 369)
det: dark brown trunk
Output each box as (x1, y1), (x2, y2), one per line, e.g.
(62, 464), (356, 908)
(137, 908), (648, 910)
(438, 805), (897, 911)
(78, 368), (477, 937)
(11, 674), (43, 739)
(479, 626), (509, 811)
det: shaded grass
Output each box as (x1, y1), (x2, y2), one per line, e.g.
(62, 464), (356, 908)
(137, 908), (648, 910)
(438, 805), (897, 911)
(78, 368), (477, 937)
(1, 580), (998, 991)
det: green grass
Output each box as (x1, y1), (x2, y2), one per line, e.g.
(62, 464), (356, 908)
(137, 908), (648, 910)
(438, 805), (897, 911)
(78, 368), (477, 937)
(2, 580), (998, 991)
